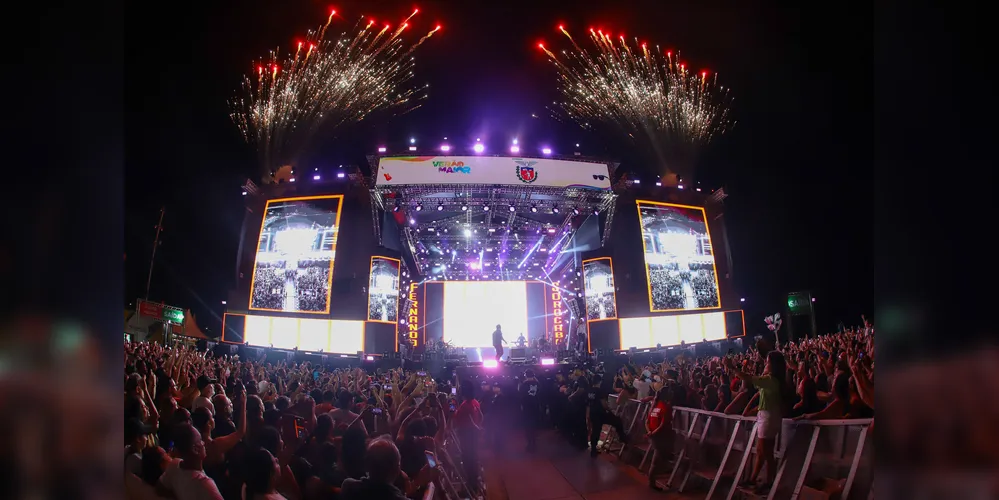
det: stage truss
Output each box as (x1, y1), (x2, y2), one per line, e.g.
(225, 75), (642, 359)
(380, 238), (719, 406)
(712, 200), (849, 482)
(368, 156), (620, 282)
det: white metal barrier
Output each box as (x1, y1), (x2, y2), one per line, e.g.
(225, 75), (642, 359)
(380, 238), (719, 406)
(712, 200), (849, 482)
(608, 395), (873, 500)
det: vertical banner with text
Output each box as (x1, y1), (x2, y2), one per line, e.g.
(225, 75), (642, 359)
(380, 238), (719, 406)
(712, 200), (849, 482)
(544, 283), (567, 347)
(404, 282), (423, 348)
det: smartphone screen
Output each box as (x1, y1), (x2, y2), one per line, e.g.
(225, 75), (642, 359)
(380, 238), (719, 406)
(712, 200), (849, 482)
(424, 451), (437, 468)
(451, 387), (457, 395)
(418, 371), (427, 377)
(372, 407), (382, 414)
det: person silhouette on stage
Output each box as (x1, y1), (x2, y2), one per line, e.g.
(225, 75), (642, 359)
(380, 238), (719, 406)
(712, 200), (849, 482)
(516, 333), (527, 348)
(492, 325), (508, 361)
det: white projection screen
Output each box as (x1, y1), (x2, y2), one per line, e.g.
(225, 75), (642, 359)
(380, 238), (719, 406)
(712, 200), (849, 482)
(244, 315), (272, 347)
(442, 281), (529, 347)
(242, 315), (364, 354)
(619, 312), (728, 349)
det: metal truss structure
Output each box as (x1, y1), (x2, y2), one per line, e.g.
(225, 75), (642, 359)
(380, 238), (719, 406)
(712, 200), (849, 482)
(367, 156), (620, 281)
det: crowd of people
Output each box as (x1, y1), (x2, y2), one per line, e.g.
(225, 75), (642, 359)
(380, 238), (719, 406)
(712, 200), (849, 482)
(368, 297), (399, 323)
(250, 267), (286, 310)
(584, 294), (617, 320)
(250, 262), (331, 312)
(647, 263), (720, 311)
(602, 320), (875, 493)
(294, 264), (332, 313)
(125, 318), (874, 499)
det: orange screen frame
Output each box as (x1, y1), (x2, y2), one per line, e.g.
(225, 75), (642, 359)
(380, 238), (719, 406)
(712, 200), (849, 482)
(367, 256), (402, 324)
(581, 257), (619, 322)
(247, 195), (345, 315)
(635, 200), (723, 313)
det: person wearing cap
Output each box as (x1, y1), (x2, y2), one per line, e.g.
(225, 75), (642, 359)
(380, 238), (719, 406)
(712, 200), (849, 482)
(192, 375), (217, 416)
(126, 417), (155, 476)
(518, 369), (541, 452)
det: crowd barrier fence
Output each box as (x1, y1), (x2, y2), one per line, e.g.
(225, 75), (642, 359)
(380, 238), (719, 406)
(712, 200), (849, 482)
(607, 395), (873, 500)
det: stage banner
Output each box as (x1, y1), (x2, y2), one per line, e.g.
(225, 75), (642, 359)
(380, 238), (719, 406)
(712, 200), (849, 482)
(375, 156), (612, 190)
(402, 282), (425, 349)
(544, 283), (569, 346)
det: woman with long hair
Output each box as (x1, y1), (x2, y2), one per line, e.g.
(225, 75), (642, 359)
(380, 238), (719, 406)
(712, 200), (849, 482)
(726, 350), (790, 494)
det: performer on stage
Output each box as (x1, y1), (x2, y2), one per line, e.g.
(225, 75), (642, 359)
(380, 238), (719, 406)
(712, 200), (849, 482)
(575, 320), (588, 356)
(516, 333), (527, 348)
(492, 324), (508, 361)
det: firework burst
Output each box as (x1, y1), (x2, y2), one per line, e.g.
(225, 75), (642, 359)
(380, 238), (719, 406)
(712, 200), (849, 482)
(541, 27), (733, 180)
(230, 9), (440, 180)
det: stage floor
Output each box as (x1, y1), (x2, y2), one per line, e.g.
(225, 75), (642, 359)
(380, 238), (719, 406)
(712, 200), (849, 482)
(447, 346), (540, 363)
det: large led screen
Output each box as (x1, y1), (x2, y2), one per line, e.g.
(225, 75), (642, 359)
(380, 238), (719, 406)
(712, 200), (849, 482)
(242, 314), (364, 354)
(637, 201), (721, 312)
(619, 311), (728, 349)
(367, 256), (401, 323)
(583, 258), (618, 321)
(249, 195), (344, 314)
(442, 281), (528, 348)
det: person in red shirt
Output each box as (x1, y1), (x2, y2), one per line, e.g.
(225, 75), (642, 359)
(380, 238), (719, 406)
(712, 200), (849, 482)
(644, 384), (675, 490)
(453, 379), (483, 489)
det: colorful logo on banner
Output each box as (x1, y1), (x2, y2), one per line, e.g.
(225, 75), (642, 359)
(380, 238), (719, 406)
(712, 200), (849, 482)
(551, 287), (565, 343)
(514, 160), (538, 183)
(406, 283), (420, 346)
(433, 160), (470, 174)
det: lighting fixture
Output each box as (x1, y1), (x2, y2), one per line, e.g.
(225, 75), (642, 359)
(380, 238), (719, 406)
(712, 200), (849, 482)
(436, 204), (444, 211)
(415, 204), (423, 211)
(509, 205), (516, 212)
(482, 205), (490, 211)
(542, 147), (552, 155)
(377, 146), (387, 153)
(461, 204), (468, 211)
(473, 143), (485, 153)
(530, 205), (538, 213)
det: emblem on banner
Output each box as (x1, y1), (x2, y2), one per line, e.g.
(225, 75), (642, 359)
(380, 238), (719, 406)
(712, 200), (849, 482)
(514, 160), (539, 183)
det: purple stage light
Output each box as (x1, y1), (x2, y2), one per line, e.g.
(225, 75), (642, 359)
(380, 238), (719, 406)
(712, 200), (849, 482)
(441, 144), (451, 152)
(542, 147), (552, 155)
(337, 172), (345, 178)
(510, 145), (520, 153)
(473, 143), (485, 153)
(483, 360), (498, 368)
(377, 146), (387, 153)
(313, 175), (321, 180)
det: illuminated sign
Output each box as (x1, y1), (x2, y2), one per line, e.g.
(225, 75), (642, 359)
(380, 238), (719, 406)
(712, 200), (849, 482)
(407, 282), (420, 346)
(433, 160), (471, 174)
(551, 288), (565, 343)
(376, 156), (611, 189)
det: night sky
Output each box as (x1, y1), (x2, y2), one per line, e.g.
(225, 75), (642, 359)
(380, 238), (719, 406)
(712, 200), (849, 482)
(125, 0), (872, 338)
